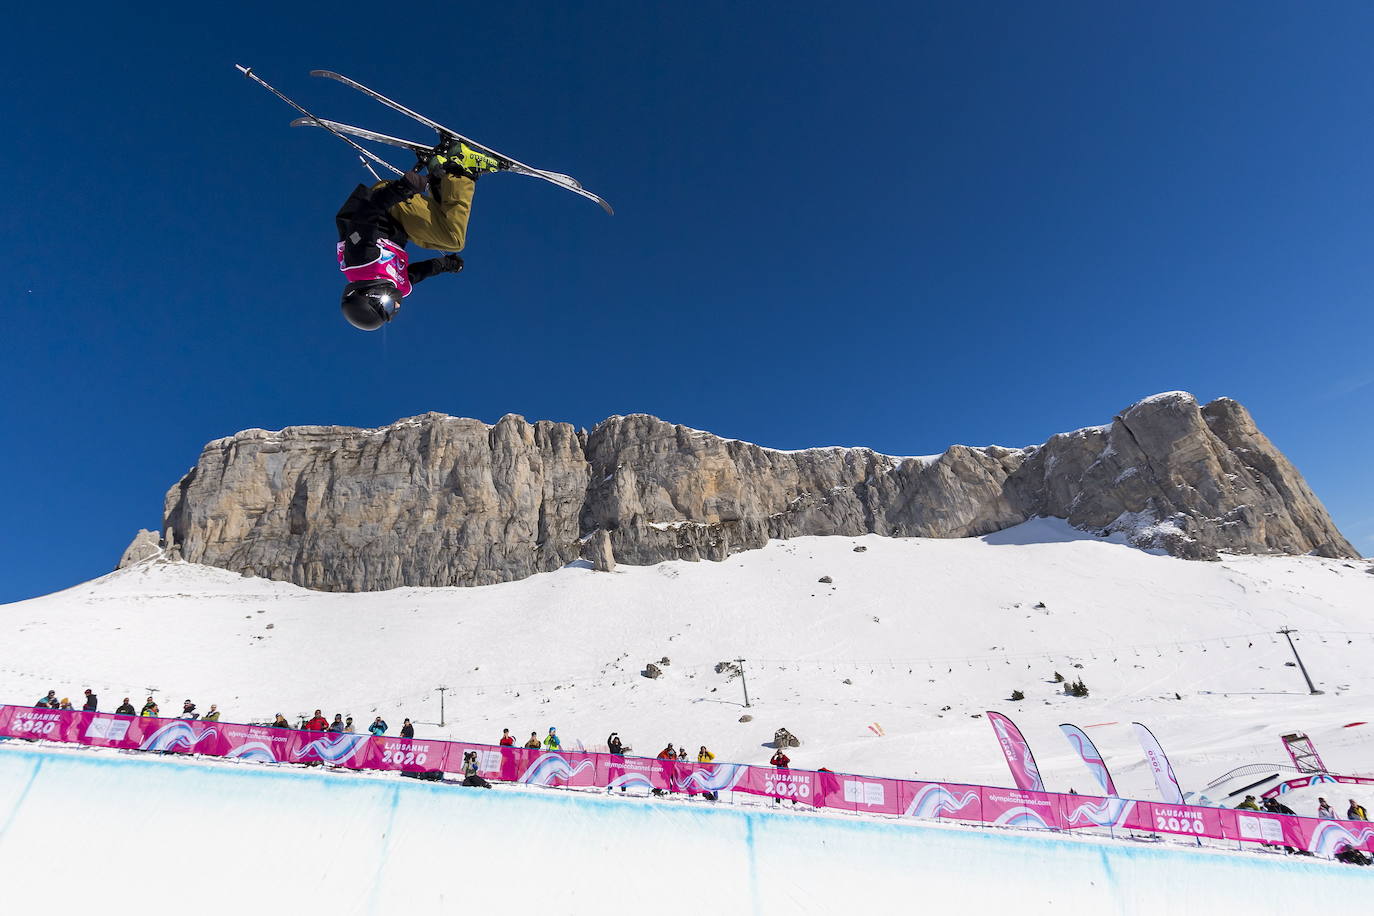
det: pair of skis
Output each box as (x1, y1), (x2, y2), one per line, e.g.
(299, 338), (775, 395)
(236, 66), (612, 215)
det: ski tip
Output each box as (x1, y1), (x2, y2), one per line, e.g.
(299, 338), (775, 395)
(598, 199), (615, 216)
(309, 69), (342, 79)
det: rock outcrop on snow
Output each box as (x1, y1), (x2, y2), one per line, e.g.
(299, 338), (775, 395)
(146, 393), (1356, 591)
(117, 529), (164, 567)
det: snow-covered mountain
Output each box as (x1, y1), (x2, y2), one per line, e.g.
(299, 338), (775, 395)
(8, 519), (1373, 809)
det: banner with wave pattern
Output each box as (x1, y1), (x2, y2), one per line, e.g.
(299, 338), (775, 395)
(986, 711), (1046, 792)
(1059, 723), (1118, 797)
(1, 705), (1370, 860)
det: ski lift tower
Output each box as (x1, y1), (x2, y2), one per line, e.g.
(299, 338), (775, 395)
(1281, 732), (1328, 774)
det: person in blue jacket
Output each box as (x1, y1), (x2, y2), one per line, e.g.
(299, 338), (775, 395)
(369, 717), (388, 737)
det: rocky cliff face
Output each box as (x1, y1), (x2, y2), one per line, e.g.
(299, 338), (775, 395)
(146, 393), (1356, 591)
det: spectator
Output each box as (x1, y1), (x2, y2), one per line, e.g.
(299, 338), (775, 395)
(140, 697), (158, 717)
(770, 748), (793, 805)
(1261, 797), (1300, 854)
(606, 733), (627, 794)
(114, 698), (135, 716)
(82, 689), (98, 712)
(524, 731), (541, 749)
(1263, 797), (1296, 816)
(58, 698), (74, 711)
(496, 729), (520, 781)
(1318, 798), (1336, 819)
(305, 710), (329, 731)
(461, 751), (492, 789)
(35, 690), (56, 708)
(653, 743), (677, 796)
(1335, 845), (1373, 866)
(1235, 795), (1261, 811)
(400, 719), (415, 739)
(272, 714), (292, 729)
(677, 746), (688, 762)
(180, 700), (198, 720)
(695, 746), (719, 801)
(203, 705), (221, 722)
(543, 727), (561, 751)
(344, 717), (355, 733)
(328, 714), (345, 733)
(1349, 799), (1368, 821)
(369, 717), (388, 736)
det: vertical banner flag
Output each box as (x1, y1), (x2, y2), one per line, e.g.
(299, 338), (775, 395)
(1059, 723), (1118, 797)
(986, 711), (1046, 792)
(1132, 722), (1185, 804)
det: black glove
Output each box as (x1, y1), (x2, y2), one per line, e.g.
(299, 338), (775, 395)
(406, 253), (465, 285)
(401, 170), (427, 195)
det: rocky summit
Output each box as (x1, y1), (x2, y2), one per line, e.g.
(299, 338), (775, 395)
(134, 393), (1356, 591)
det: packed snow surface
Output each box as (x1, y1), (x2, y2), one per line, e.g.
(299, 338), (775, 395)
(3, 519), (1374, 809)
(1, 744), (1369, 916)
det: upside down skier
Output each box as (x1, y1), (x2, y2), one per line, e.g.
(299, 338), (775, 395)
(236, 66), (609, 331)
(336, 140), (505, 331)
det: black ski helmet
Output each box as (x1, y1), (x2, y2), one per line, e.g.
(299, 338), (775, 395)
(341, 280), (402, 331)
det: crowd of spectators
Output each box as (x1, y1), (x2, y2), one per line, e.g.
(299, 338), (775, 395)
(33, 690), (220, 721)
(21, 686), (1374, 863)
(1235, 792), (1369, 821)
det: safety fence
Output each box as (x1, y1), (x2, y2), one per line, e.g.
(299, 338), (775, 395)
(2, 704), (1371, 860)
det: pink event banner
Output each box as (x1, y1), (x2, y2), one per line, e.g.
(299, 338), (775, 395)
(1262, 773), (1374, 799)
(3, 705), (1374, 858)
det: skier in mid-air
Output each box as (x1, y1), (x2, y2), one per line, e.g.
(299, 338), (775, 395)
(236, 67), (610, 330)
(337, 141), (504, 330)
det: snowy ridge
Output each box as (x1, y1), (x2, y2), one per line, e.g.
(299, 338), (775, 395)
(594, 414), (1011, 463)
(203, 411), (493, 449)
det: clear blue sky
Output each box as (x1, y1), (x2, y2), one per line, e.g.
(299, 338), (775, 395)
(1, 2), (1369, 603)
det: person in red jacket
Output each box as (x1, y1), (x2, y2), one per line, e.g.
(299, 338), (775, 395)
(304, 709), (329, 731)
(653, 743), (679, 796)
(770, 749), (793, 805)
(499, 729), (515, 747)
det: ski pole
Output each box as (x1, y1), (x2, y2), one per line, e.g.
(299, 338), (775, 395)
(234, 64), (404, 177)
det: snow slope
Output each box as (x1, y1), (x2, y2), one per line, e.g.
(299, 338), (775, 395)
(2, 519), (1373, 807)
(0, 744), (1368, 916)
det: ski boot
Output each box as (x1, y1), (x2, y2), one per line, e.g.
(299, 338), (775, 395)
(427, 136), (506, 178)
